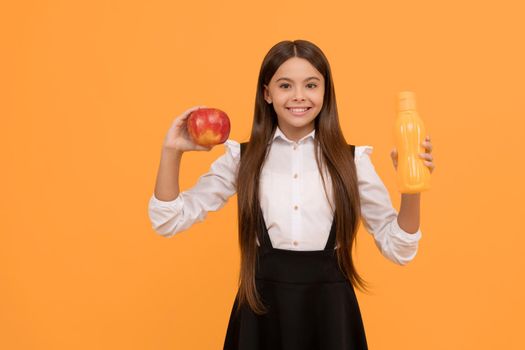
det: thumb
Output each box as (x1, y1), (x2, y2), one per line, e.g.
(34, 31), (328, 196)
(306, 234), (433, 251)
(391, 148), (398, 168)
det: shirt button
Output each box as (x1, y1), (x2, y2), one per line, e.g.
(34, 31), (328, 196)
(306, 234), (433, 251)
(292, 240), (298, 246)
(293, 173), (298, 179)
(293, 205), (299, 210)
(293, 144), (297, 150)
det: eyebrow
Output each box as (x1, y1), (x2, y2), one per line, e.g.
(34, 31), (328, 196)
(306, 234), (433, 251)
(275, 77), (321, 82)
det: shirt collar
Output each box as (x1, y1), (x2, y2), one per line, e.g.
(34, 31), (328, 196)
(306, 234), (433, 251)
(270, 125), (316, 144)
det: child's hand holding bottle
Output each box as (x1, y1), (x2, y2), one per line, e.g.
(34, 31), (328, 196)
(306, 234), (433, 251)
(391, 91), (436, 193)
(390, 136), (435, 174)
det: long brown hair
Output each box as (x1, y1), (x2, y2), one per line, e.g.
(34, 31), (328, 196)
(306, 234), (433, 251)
(235, 39), (370, 315)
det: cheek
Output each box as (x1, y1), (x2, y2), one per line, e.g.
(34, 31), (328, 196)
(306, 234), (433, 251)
(311, 91), (324, 104)
(274, 96), (289, 106)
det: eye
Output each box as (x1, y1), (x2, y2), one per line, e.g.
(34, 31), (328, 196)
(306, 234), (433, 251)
(279, 83), (318, 89)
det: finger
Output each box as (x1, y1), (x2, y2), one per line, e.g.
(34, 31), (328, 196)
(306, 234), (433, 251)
(171, 106), (207, 129)
(418, 153), (433, 161)
(187, 105), (207, 114)
(181, 105), (208, 120)
(420, 141), (432, 152)
(423, 160), (435, 169)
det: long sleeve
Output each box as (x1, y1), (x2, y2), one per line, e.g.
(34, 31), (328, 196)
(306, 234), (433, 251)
(355, 145), (422, 265)
(148, 139), (241, 237)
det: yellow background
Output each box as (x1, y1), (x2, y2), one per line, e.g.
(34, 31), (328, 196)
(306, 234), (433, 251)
(1, 0), (524, 349)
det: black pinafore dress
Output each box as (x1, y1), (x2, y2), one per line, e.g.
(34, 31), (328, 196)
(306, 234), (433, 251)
(223, 142), (368, 350)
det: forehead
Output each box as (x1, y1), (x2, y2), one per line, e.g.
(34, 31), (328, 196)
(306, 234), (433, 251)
(272, 57), (323, 82)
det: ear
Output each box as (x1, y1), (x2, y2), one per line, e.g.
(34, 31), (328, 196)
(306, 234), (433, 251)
(263, 84), (272, 104)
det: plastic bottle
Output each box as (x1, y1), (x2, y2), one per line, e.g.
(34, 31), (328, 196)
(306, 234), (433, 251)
(394, 91), (431, 193)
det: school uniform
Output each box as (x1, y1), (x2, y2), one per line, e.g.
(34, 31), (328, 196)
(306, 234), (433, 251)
(148, 126), (423, 349)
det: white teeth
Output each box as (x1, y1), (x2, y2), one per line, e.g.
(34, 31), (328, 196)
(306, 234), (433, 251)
(289, 108), (308, 112)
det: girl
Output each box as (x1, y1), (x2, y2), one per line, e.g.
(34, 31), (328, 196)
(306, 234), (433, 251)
(149, 39), (435, 349)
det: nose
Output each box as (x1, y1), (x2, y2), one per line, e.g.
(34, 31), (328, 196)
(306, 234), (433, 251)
(292, 91), (305, 101)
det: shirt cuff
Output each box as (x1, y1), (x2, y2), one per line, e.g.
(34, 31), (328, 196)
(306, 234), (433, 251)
(390, 217), (422, 243)
(149, 193), (183, 209)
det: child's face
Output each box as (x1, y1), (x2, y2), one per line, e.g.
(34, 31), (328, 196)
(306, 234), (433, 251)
(263, 57), (325, 140)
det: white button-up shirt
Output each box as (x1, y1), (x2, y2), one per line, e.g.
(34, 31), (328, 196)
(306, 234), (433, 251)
(148, 126), (422, 265)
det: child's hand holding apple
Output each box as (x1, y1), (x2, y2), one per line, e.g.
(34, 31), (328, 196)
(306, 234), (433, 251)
(163, 106), (230, 153)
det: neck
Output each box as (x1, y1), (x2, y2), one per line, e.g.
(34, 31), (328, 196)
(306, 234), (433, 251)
(278, 124), (315, 142)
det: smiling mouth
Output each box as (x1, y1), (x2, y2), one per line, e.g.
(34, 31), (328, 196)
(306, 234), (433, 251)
(286, 107), (312, 116)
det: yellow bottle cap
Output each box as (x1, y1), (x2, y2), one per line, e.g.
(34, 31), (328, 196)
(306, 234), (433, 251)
(398, 91), (417, 111)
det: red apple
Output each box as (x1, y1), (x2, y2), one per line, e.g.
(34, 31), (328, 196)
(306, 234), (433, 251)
(187, 107), (231, 147)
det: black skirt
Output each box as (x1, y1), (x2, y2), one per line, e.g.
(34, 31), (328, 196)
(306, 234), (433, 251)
(223, 205), (368, 350)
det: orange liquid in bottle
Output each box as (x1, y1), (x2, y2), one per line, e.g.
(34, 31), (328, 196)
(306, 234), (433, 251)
(394, 91), (431, 193)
